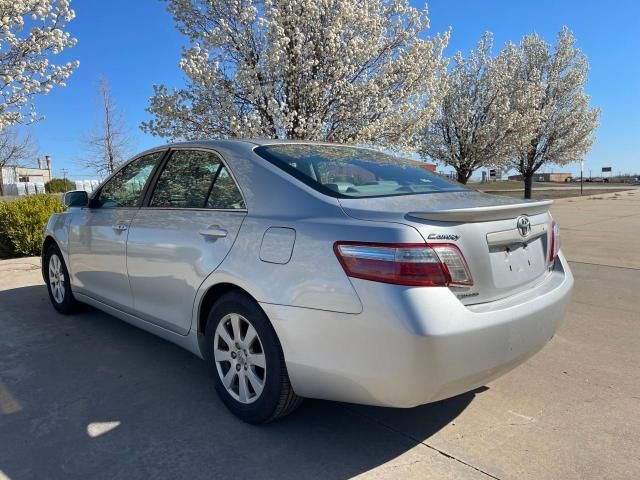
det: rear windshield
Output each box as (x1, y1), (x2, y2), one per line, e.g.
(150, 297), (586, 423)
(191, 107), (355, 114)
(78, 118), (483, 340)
(254, 144), (466, 198)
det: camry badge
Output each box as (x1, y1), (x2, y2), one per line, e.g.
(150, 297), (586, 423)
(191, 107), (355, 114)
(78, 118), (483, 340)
(427, 233), (460, 241)
(516, 215), (531, 237)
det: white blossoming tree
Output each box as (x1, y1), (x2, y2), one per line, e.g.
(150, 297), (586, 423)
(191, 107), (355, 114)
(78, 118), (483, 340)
(0, 0), (79, 130)
(510, 27), (600, 198)
(142, 0), (449, 149)
(417, 33), (538, 184)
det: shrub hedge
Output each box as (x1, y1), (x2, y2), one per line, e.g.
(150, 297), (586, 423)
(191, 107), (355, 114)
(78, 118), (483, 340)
(0, 194), (66, 258)
(45, 178), (75, 193)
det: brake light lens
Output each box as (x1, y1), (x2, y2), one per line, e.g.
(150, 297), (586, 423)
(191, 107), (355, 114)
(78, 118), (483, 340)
(431, 245), (474, 285)
(333, 242), (473, 287)
(549, 221), (560, 263)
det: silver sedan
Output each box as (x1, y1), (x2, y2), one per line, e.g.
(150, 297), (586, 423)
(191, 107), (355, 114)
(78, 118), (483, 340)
(42, 140), (573, 423)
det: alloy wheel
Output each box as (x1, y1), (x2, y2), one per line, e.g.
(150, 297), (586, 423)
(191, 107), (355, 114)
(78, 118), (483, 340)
(213, 313), (266, 404)
(48, 254), (65, 304)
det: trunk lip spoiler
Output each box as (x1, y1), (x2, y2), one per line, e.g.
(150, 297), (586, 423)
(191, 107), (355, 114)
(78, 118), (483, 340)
(407, 199), (553, 222)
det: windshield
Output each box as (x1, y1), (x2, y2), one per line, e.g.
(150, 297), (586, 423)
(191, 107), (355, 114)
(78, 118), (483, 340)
(254, 144), (466, 198)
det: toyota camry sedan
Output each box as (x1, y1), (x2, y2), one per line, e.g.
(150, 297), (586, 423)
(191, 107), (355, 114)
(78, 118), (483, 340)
(42, 140), (573, 423)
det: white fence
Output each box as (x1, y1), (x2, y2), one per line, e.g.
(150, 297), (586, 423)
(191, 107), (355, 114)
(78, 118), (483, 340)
(74, 180), (101, 193)
(2, 182), (46, 196)
(1, 179), (100, 196)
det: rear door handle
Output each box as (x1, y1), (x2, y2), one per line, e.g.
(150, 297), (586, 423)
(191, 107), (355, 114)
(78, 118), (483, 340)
(112, 223), (128, 231)
(199, 225), (228, 238)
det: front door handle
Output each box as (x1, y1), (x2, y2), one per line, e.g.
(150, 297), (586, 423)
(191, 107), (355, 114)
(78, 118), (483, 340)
(112, 223), (128, 232)
(199, 225), (228, 238)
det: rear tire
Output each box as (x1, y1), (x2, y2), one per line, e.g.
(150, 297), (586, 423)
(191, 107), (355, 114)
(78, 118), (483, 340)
(44, 244), (78, 314)
(204, 291), (302, 423)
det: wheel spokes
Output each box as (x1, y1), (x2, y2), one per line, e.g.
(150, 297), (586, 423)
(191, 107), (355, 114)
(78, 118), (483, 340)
(246, 369), (264, 397)
(222, 367), (236, 389)
(217, 325), (234, 348)
(243, 324), (257, 348)
(214, 349), (232, 363)
(229, 314), (241, 344)
(213, 312), (266, 404)
(238, 371), (250, 403)
(248, 352), (266, 369)
(48, 255), (65, 304)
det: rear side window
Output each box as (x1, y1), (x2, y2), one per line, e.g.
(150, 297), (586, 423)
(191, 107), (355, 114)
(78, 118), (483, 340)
(150, 150), (245, 209)
(207, 166), (245, 209)
(254, 144), (466, 198)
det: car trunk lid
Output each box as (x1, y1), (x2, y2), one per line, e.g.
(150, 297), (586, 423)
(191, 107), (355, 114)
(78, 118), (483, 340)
(338, 191), (555, 305)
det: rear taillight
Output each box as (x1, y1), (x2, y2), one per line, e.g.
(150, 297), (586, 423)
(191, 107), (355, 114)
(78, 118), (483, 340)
(333, 242), (473, 287)
(549, 221), (560, 263)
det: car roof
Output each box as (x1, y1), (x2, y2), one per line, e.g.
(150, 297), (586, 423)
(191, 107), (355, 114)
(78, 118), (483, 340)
(159, 138), (355, 149)
(126, 139), (368, 170)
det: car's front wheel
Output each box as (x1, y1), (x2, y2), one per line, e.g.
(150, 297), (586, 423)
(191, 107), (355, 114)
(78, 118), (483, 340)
(204, 291), (301, 423)
(44, 244), (78, 314)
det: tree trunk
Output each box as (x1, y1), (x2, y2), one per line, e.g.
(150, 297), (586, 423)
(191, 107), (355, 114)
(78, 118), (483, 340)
(523, 174), (533, 199)
(456, 169), (470, 184)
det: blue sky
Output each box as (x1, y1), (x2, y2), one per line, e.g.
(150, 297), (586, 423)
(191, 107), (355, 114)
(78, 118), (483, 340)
(27, 0), (640, 179)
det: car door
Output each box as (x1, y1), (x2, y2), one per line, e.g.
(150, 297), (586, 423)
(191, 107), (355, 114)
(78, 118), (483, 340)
(67, 151), (165, 310)
(125, 148), (247, 335)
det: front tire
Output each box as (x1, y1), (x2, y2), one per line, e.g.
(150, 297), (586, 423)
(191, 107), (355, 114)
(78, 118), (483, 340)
(204, 291), (302, 423)
(44, 244), (77, 314)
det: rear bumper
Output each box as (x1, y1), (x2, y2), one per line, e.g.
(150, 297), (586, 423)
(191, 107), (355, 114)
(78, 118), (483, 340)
(262, 252), (574, 408)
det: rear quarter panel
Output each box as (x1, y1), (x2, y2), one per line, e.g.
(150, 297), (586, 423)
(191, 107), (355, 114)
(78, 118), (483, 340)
(205, 214), (425, 314)
(192, 143), (427, 320)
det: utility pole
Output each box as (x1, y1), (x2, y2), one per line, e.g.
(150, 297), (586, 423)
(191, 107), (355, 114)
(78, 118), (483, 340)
(580, 161), (584, 196)
(61, 168), (68, 181)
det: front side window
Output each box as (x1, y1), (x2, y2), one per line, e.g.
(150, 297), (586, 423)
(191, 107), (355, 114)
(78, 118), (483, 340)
(96, 152), (163, 208)
(254, 144), (466, 198)
(149, 150), (245, 209)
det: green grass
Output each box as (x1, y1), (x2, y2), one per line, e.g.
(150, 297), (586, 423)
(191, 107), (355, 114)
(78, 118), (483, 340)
(470, 180), (526, 190)
(472, 180), (635, 192)
(486, 188), (634, 200)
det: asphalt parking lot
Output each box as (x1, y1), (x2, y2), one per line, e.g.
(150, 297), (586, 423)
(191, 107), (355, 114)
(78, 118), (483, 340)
(1, 189), (638, 480)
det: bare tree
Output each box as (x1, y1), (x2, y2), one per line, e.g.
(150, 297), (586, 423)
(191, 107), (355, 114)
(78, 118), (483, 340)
(0, 128), (38, 195)
(84, 78), (134, 176)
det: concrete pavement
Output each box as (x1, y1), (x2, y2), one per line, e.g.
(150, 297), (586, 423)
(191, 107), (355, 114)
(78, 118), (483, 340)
(0, 190), (638, 479)
(551, 189), (640, 268)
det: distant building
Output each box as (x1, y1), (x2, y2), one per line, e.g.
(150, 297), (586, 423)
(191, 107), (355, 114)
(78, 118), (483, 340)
(1, 155), (53, 185)
(0, 155), (53, 195)
(419, 163), (437, 173)
(508, 172), (572, 183)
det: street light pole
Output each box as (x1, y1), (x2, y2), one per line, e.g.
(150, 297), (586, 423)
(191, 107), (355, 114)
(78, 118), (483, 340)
(580, 161), (584, 196)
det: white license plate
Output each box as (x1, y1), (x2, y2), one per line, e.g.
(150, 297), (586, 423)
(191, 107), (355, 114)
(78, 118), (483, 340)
(489, 239), (546, 288)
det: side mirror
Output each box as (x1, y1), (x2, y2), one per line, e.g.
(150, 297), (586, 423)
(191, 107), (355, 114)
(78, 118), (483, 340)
(63, 190), (89, 208)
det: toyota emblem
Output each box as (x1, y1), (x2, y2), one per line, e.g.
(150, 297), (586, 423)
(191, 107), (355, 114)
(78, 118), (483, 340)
(516, 215), (531, 237)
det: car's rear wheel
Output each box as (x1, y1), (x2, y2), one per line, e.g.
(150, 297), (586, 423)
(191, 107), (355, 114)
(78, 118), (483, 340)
(204, 291), (301, 423)
(44, 244), (77, 314)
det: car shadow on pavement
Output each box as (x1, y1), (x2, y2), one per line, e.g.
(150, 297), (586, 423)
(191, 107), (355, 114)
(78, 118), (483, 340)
(0, 285), (482, 480)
